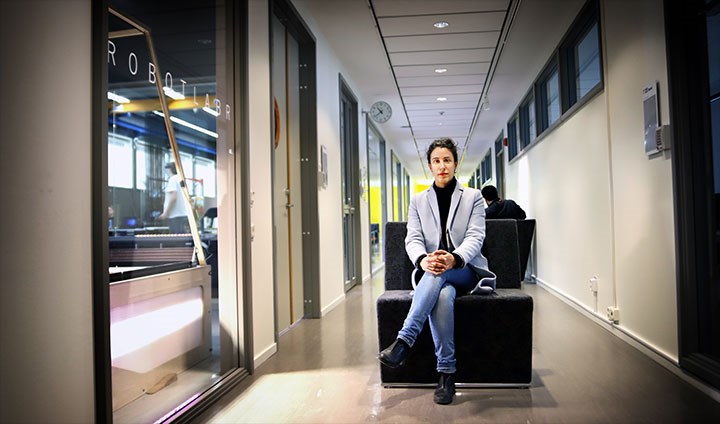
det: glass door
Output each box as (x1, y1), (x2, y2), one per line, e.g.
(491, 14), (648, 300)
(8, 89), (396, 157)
(105, 2), (241, 421)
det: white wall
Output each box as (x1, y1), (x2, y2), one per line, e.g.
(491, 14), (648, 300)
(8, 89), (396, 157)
(505, 0), (678, 359)
(248, 0), (278, 365)
(0, 1), (96, 422)
(603, 0), (676, 358)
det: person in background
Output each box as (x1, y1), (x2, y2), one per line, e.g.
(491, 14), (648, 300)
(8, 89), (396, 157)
(377, 138), (496, 405)
(480, 185), (526, 220)
(159, 162), (189, 234)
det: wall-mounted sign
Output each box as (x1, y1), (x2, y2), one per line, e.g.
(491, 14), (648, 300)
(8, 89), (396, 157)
(643, 81), (660, 156)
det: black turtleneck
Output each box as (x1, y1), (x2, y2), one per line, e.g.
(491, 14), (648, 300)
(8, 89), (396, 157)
(433, 177), (457, 250)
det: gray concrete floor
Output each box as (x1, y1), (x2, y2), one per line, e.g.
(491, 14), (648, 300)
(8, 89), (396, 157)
(192, 271), (720, 423)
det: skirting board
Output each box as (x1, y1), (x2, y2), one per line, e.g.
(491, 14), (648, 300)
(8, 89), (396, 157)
(321, 293), (345, 317)
(253, 343), (277, 368)
(535, 278), (720, 403)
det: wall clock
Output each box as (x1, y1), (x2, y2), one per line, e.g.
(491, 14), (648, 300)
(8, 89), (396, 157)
(369, 100), (392, 123)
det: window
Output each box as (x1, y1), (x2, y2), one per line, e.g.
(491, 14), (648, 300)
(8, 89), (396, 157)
(480, 149), (492, 183)
(574, 23), (601, 100)
(108, 134), (133, 189)
(494, 133), (505, 197)
(519, 91), (536, 150)
(562, 0), (602, 109)
(507, 115), (519, 160)
(546, 70), (561, 125)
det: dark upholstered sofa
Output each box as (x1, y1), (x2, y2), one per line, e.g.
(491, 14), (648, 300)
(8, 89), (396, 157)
(515, 219), (536, 281)
(376, 220), (533, 387)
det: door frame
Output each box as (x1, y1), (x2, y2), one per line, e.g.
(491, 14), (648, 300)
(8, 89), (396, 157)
(665, 0), (720, 389)
(272, 0), (320, 318)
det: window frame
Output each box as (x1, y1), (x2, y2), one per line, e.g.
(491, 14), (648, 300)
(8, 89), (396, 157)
(506, 0), (604, 163)
(507, 113), (520, 160)
(560, 0), (603, 111)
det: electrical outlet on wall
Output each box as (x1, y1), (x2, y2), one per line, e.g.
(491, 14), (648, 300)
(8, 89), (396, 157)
(607, 306), (620, 323)
(589, 276), (598, 293)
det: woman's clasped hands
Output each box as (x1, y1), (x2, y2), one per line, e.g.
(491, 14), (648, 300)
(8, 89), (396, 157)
(420, 250), (457, 276)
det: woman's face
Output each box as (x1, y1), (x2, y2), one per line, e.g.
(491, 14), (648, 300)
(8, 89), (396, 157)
(428, 147), (456, 188)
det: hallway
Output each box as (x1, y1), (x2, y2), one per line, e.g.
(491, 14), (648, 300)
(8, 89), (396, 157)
(193, 273), (720, 423)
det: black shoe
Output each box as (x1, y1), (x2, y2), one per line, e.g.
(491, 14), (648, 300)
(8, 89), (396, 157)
(377, 339), (411, 368)
(433, 373), (456, 405)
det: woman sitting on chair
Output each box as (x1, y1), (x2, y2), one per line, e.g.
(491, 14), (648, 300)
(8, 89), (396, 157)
(377, 137), (495, 405)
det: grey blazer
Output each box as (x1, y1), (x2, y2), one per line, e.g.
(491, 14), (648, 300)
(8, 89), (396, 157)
(405, 181), (496, 292)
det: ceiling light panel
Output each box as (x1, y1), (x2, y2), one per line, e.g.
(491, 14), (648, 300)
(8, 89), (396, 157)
(401, 93), (480, 103)
(389, 49), (494, 66)
(372, 0), (509, 16)
(384, 32), (500, 52)
(377, 12), (505, 37)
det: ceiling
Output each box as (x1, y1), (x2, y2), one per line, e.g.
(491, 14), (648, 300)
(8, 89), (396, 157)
(296, 0), (585, 181)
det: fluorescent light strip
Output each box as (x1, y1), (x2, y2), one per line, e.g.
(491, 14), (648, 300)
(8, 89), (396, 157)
(163, 86), (186, 100)
(153, 110), (218, 138)
(202, 106), (220, 117)
(108, 91), (130, 103)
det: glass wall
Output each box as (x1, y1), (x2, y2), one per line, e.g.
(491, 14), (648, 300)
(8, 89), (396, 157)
(367, 122), (386, 272)
(106, 1), (241, 422)
(391, 151), (403, 221)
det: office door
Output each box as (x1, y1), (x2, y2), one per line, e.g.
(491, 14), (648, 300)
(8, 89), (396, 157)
(272, 15), (304, 331)
(340, 80), (360, 291)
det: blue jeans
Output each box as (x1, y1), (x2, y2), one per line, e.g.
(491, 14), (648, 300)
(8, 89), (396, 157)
(397, 267), (478, 374)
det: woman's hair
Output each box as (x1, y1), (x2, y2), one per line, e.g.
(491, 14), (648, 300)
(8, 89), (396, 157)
(426, 137), (458, 164)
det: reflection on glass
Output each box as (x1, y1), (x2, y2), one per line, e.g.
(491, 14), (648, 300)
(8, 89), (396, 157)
(106, 2), (238, 422)
(547, 71), (561, 125)
(575, 23), (600, 100)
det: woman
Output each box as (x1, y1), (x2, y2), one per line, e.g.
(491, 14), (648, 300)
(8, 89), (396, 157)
(377, 138), (496, 405)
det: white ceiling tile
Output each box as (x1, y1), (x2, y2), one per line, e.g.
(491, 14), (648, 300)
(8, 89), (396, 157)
(394, 63), (490, 77)
(408, 109), (476, 118)
(390, 48), (494, 66)
(410, 116), (473, 125)
(378, 12), (505, 37)
(397, 75), (485, 88)
(373, 0), (509, 17)
(385, 32), (500, 52)
(400, 85), (483, 96)
(406, 101), (478, 110)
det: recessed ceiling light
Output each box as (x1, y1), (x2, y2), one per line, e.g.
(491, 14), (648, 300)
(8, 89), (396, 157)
(434, 68), (448, 74)
(433, 21), (449, 29)
(436, 97), (447, 102)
